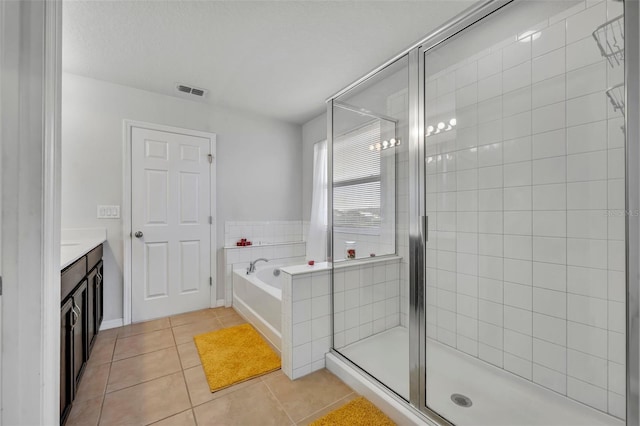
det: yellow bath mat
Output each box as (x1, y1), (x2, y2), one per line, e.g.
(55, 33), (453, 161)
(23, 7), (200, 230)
(310, 396), (396, 426)
(193, 323), (281, 392)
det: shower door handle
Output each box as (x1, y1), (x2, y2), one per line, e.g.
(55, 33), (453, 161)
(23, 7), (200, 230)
(422, 215), (428, 243)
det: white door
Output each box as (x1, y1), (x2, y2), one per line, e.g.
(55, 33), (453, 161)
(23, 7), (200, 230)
(131, 127), (212, 322)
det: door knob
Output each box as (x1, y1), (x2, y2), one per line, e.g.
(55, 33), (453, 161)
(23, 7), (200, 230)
(134, 231), (143, 238)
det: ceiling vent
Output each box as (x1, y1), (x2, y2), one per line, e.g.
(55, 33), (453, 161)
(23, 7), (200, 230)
(175, 83), (208, 98)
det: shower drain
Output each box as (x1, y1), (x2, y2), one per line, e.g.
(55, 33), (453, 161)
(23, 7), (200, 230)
(450, 393), (473, 408)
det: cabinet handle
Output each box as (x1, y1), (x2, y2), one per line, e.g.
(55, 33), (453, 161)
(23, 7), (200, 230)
(70, 307), (79, 329)
(74, 302), (81, 316)
(97, 272), (102, 285)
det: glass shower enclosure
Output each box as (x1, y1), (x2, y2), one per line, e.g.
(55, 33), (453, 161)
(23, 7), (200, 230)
(327, 0), (638, 425)
(330, 56), (410, 399)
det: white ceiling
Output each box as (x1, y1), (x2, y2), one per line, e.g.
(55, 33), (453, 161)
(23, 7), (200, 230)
(63, 1), (474, 124)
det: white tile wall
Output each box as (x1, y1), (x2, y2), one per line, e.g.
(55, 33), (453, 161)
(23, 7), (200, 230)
(333, 257), (402, 349)
(281, 270), (331, 379)
(223, 242), (306, 306)
(424, 0), (624, 418)
(225, 220), (304, 246)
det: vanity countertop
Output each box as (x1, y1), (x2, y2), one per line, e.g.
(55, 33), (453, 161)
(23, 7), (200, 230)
(60, 228), (107, 270)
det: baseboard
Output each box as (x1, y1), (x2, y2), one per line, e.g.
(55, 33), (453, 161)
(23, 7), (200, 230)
(100, 318), (124, 330)
(216, 299), (225, 307)
(326, 352), (434, 426)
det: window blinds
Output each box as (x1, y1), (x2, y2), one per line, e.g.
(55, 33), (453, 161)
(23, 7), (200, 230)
(333, 121), (382, 230)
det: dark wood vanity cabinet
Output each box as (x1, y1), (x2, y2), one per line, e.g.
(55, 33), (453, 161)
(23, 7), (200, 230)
(88, 260), (104, 350)
(60, 298), (73, 424)
(72, 280), (88, 388)
(60, 280), (88, 425)
(60, 244), (103, 425)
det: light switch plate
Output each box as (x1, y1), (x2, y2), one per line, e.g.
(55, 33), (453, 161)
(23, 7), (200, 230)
(97, 205), (120, 219)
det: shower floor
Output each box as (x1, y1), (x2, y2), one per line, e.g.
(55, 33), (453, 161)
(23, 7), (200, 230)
(338, 327), (622, 426)
(339, 327), (410, 400)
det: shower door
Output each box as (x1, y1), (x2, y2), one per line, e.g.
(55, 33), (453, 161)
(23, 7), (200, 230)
(329, 56), (411, 400)
(419, 0), (629, 424)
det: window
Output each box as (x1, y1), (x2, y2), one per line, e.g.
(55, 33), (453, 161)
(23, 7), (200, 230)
(333, 120), (382, 232)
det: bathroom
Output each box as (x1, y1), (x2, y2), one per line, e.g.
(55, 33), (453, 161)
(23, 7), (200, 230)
(0, 0), (638, 425)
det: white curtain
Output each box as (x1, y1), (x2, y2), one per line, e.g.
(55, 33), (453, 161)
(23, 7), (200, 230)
(306, 140), (328, 261)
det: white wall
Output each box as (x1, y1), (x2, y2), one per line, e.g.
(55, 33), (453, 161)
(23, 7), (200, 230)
(62, 73), (302, 322)
(302, 113), (326, 223)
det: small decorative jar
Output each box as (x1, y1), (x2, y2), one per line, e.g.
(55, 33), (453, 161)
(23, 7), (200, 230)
(345, 241), (356, 259)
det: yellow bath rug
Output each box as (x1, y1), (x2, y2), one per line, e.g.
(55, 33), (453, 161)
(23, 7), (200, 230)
(193, 323), (281, 392)
(310, 396), (396, 426)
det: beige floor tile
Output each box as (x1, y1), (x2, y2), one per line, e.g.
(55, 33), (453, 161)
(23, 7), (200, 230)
(107, 347), (181, 393)
(295, 393), (358, 425)
(218, 313), (247, 328)
(212, 307), (239, 318)
(100, 372), (190, 426)
(169, 309), (217, 327)
(183, 365), (264, 407)
(88, 337), (116, 366)
(183, 366), (217, 406)
(149, 409), (196, 426)
(71, 310), (366, 426)
(260, 369), (286, 381)
(172, 318), (223, 345)
(74, 362), (111, 403)
(96, 327), (120, 341)
(65, 395), (103, 426)
(264, 369), (353, 422)
(177, 341), (201, 369)
(118, 318), (171, 339)
(193, 381), (293, 426)
(113, 328), (175, 361)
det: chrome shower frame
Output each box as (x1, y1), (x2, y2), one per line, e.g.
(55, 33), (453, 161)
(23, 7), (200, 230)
(326, 0), (640, 424)
(624, 0), (639, 424)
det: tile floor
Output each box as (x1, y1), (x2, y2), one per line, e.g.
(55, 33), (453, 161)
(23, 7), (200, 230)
(66, 307), (359, 426)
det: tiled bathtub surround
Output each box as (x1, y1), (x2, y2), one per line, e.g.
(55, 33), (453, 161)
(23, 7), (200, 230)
(332, 232), (395, 262)
(332, 257), (402, 349)
(281, 266), (332, 379)
(424, 0), (625, 418)
(281, 256), (402, 380)
(223, 242), (305, 306)
(224, 220), (304, 246)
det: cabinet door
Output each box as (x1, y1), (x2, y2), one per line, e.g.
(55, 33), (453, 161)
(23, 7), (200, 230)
(96, 261), (104, 331)
(87, 268), (97, 351)
(60, 298), (74, 425)
(72, 280), (88, 387)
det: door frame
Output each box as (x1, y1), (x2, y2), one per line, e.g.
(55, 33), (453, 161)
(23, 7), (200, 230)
(1, 0), (62, 424)
(122, 120), (217, 326)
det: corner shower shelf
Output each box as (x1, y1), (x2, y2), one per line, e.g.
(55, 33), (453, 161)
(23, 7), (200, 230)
(593, 14), (624, 67)
(606, 83), (625, 115)
(606, 83), (625, 133)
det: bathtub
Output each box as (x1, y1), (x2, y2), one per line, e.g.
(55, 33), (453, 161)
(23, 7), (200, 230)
(232, 265), (282, 353)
